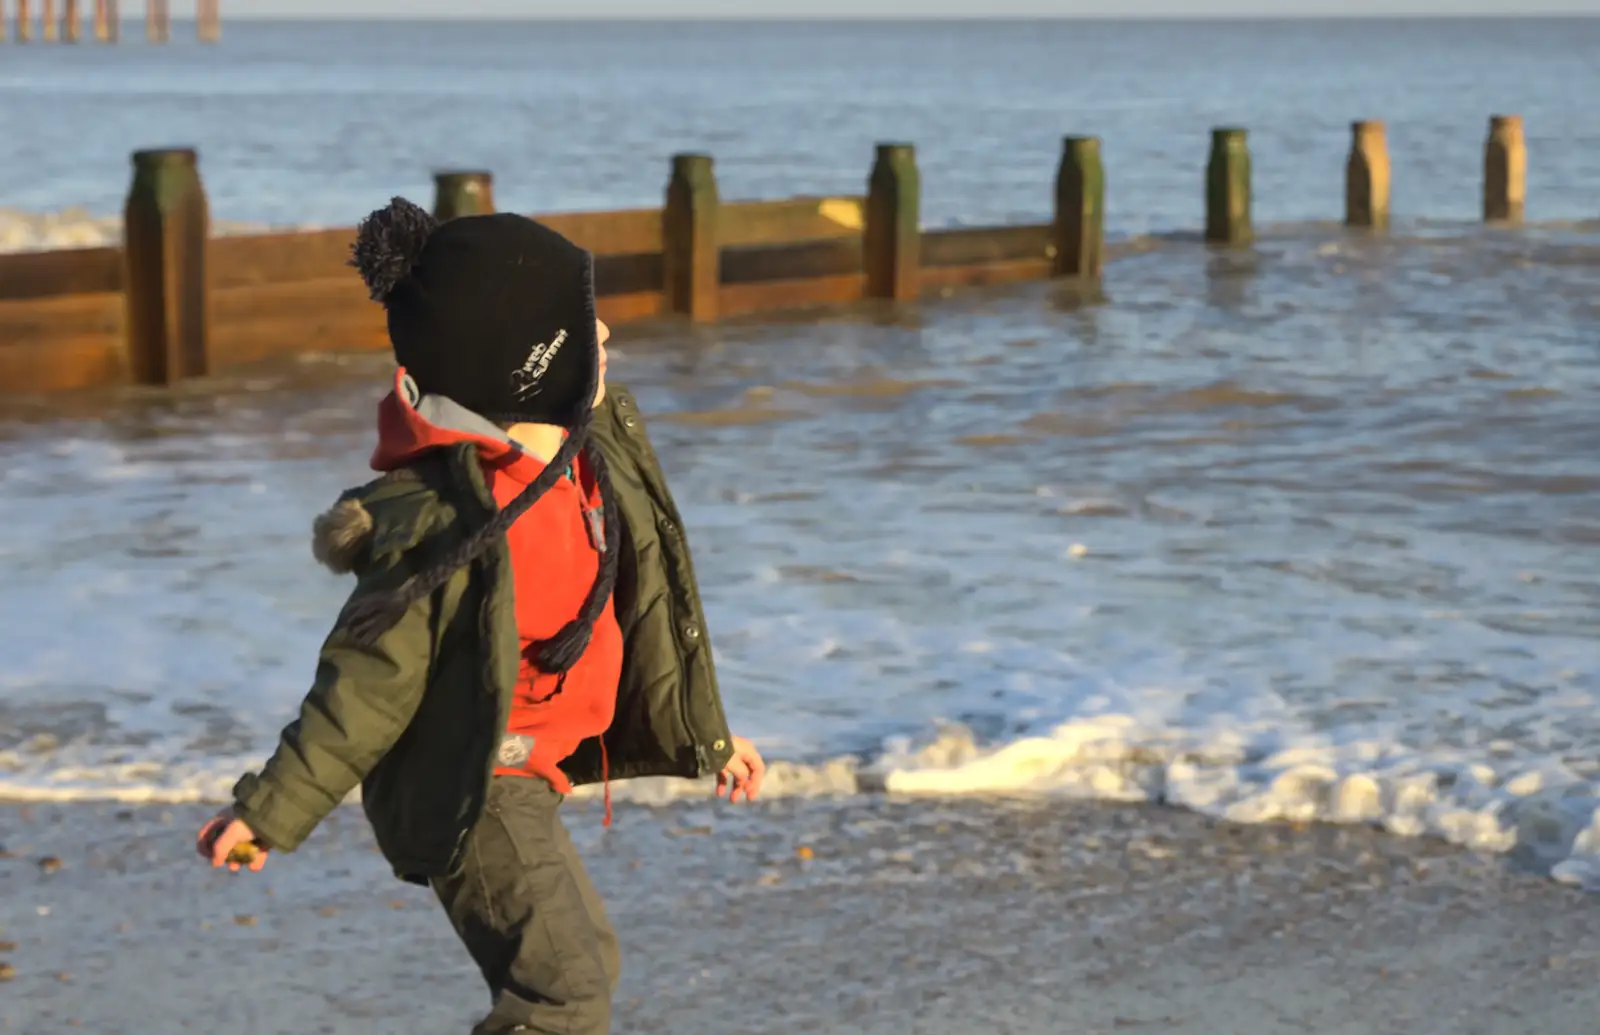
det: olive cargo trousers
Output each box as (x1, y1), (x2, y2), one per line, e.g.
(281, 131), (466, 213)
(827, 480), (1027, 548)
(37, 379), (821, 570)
(431, 776), (621, 1035)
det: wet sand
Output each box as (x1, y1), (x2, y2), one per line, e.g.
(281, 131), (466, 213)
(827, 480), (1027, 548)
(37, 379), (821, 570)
(1, 795), (1597, 1035)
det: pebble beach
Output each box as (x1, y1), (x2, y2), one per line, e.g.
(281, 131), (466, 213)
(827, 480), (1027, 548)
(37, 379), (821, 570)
(4, 796), (1600, 1034)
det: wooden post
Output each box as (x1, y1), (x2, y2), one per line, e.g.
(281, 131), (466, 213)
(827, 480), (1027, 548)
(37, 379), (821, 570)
(16, 0), (32, 42)
(1484, 114), (1526, 224)
(662, 153), (720, 322)
(1205, 127), (1252, 245)
(40, 0), (54, 40)
(145, 0), (166, 43)
(864, 143), (920, 301)
(432, 171), (495, 221)
(1345, 120), (1391, 230)
(61, 0), (79, 41)
(196, 0), (219, 42)
(1053, 135), (1105, 280)
(123, 148), (210, 386)
(94, 0), (114, 41)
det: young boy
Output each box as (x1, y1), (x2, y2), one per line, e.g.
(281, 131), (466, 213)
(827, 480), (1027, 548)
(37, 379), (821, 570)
(195, 198), (766, 1035)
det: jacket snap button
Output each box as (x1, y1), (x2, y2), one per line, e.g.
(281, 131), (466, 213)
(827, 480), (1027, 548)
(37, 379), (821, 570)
(617, 397), (632, 408)
(713, 739), (726, 751)
(623, 415), (638, 428)
(683, 624), (700, 640)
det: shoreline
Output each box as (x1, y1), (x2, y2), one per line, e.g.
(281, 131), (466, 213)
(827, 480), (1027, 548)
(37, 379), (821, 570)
(3, 795), (1598, 1034)
(7, 739), (1600, 895)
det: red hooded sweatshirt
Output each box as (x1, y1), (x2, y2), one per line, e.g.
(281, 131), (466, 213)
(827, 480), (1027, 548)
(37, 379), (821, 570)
(368, 368), (622, 805)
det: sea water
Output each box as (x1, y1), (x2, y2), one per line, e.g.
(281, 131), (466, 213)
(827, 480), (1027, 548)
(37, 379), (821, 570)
(0, 19), (1596, 884)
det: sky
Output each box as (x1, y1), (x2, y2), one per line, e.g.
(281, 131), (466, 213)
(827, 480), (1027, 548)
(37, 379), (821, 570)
(122, 0), (1600, 16)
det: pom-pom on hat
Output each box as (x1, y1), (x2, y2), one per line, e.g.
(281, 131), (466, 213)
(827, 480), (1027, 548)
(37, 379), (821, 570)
(349, 197), (600, 428)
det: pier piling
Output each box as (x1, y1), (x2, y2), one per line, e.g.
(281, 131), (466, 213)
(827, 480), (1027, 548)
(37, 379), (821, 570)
(1345, 120), (1391, 230)
(432, 171), (496, 222)
(1484, 114), (1526, 224)
(93, 0), (114, 42)
(123, 149), (210, 386)
(1205, 127), (1253, 245)
(145, 0), (167, 44)
(864, 143), (922, 302)
(663, 153), (721, 322)
(1053, 135), (1106, 279)
(197, 0), (219, 42)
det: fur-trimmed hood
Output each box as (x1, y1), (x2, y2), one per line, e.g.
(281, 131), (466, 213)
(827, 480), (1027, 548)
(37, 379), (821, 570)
(309, 367), (527, 576)
(312, 497), (376, 575)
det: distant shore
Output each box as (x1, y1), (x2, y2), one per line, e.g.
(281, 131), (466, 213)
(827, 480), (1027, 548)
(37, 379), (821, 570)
(3, 795), (1598, 1034)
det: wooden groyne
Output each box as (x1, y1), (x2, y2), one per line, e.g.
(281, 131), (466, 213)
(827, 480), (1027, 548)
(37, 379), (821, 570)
(0, 116), (1537, 395)
(1, 0), (218, 42)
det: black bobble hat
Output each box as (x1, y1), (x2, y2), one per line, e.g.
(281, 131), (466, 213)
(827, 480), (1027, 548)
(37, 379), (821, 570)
(350, 197), (600, 427)
(338, 197), (618, 671)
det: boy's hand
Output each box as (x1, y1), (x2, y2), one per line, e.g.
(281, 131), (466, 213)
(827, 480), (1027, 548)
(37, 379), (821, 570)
(196, 806), (269, 872)
(716, 736), (767, 803)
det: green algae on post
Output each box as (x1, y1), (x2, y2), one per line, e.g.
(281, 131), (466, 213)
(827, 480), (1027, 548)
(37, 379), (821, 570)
(664, 153), (721, 322)
(432, 171), (496, 222)
(1205, 127), (1252, 246)
(1053, 135), (1105, 280)
(865, 143), (921, 302)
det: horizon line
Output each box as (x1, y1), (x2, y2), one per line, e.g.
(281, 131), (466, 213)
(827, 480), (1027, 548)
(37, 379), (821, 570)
(132, 11), (1600, 21)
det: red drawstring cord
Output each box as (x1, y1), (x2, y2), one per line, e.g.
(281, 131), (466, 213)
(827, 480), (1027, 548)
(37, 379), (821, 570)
(600, 738), (613, 828)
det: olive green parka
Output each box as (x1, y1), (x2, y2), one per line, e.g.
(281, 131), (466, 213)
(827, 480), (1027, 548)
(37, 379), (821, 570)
(230, 387), (735, 883)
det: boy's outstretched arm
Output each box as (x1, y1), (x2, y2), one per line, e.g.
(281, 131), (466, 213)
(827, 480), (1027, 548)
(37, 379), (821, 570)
(200, 557), (435, 867)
